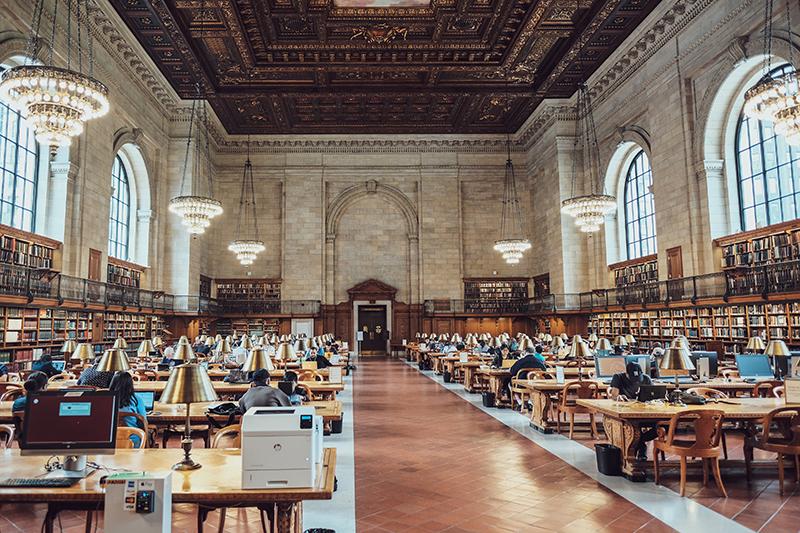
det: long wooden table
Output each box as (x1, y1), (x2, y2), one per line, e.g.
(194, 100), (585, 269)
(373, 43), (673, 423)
(576, 397), (794, 481)
(0, 448), (336, 533)
(151, 368), (333, 381)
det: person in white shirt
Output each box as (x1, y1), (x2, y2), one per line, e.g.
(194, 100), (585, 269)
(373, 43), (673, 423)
(228, 345), (248, 367)
(163, 345), (175, 358)
(442, 343), (457, 354)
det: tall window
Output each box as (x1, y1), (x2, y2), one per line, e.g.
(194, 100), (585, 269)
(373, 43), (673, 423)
(0, 68), (38, 232)
(624, 150), (657, 259)
(736, 64), (800, 231)
(108, 155), (130, 259)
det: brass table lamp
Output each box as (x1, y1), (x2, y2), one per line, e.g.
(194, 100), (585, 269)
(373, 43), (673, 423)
(275, 342), (297, 367)
(96, 349), (130, 372)
(764, 339), (790, 379)
(113, 337), (128, 350)
(70, 343), (95, 368)
(746, 336), (766, 352)
(613, 335), (628, 347)
(172, 342), (196, 362)
(595, 338), (612, 352)
(161, 363), (218, 470)
(568, 337), (593, 381)
(659, 344), (695, 404)
(61, 339), (78, 357)
(137, 339), (155, 358)
(242, 347), (275, 372)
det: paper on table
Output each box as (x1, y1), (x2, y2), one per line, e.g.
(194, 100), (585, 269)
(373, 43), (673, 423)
(784, 378), (800, 405)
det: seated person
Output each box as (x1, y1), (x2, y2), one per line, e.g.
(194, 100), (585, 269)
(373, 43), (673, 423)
(454, 342), (466, 352)
(441, 342), (457, 354)
(503, 347), (548, 395)
(109, 372), (147, 447)
(476, 340), (490, 353)
(12, 371), (48, 412)
(610, 362), (656, 459)
(238, 369), (291, 411)
(308, 350), (332, 370)
(326, 341), (338, 355)
(77, 363), (115, 388)
(196, 343), (211, 356)
(491, 344), (511, 368)
(283, 370), (309, 405)
(32, 354), (61, 377)
(163, 344), (175, 359)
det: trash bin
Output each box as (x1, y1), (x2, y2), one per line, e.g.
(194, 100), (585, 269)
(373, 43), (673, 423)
(442, 370), (452, 383)
(482, 392), (495, 407)
(305, 529), (335, 533)
(595, 443), (622, 476)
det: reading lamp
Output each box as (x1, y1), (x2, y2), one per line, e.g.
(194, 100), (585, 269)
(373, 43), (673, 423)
(61, 339), (77, 357)
(240, 336), (254, 350)
(160, 363), (218, 470)
(746, 336), (766, 352)
(764, 339), (790, 379)
(613, 335), (628, 347)
(568, 336), (593, 381)
(96, 349), (130, 372)
(70, 343), (95, 366)
(112, 337), (128, 350)
(588, 333), (598, 343)
(276, 342), (297, 367)
(660, 344), (695, 404)
(242, 347), (275, 372)
(137, 340), (155, 358)
(595, 338), (612, 352)
(171, 342), (196, 362)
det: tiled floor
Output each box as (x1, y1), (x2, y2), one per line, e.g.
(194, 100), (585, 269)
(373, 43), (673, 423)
(353, 357), (675, 532)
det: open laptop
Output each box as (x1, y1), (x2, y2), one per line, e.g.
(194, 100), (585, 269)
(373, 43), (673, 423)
(134, 391), (156, 415)
(594, 356), (627, 383)
(51, 360), (66, 372)
(735, 354), (775, 382)
(637, 384), (668, 402)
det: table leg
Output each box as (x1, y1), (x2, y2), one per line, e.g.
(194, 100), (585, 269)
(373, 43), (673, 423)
(463, 367), (474, 392)
(44, 505), (60, 533)
(274, 502), (299, 533)
(490, 376), (503, 407)
(602, 416), (646, 481)
(529, 389), (552, 433)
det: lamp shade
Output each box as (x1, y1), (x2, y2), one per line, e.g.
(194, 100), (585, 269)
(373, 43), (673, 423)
(613, 335), (628, 347)
(137, 340), (155, 357)
(746, 336), (766, 351)
(178, 336), (191, 345)
(487, 336), (500, 348)
(588, 333), (598, 343)
(595, 338), (612, 351)
(659, 346), (695, 375)
(625, 334), (636, 345)
(219, 338), (232, 354)
(204, 337), (214, 347)
(172, 343), (196, 362)
(71, 343), (95, 362)
(269, 334), (279, 344)
(543, 334), (553, 343)
(96, 349), (130, 372)
(308, 337), (319, 350)
(537, 333), (545, 341)
(276, 342), (297, 361)
(518, 337), (534, 351)
(113, 337), (128, 350)
(438, 333), (449, 342)
(669, 336), (691, 350)
(151, 336), (164, 347)
(160, 363), (219, 405)
(240, 336), (254, 350)
(61, 339), (78, 354)
(415, 332), (421, 338)
(560, 333), (568, 341)
(215, 334), (222, 342)
(242, 347), (275, 372)
(764, 339), (791, 357)
(568, 340), (593, 359)
(571, 334), (584, 345)
(451, 333), (462, 343)
(551, 337), (565, 349)
(294, 338), (309, 352)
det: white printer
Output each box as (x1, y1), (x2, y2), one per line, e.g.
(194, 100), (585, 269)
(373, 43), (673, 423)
(240, 406), (323, 489)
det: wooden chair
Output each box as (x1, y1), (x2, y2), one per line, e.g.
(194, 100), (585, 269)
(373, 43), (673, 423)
(685, 387), (732, 458)
(653, 409), (727, 497)
(134, 369), (158, 382)
(115, 427), (147, 449)
(745, 406), (800, 495)
(118, 411), (155, 448)
(296, 370), (323, 382)
(0, 425), (14, 448)
(47, 372), (76, 384)
(720, 369), (740, 380)
(0, 387), (24, 402)
(774, 386), (785, 398)
(509, 369), (533, 412)
(554, 380), (600, 439)
(295, 382), (319, 401)
(753, 380), (784, 398)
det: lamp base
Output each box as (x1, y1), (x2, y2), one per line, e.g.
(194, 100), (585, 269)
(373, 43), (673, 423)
(173, 435), (201, 470)
(172, 459), (202, 471)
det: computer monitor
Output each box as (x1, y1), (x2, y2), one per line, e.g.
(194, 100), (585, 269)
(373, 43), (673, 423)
(690, 351), (718, 377)
(595, 356), (627, 379)
(51, 360), (66, 372)
(134, 391), (155, 412)
(21, 390), (118, 474)
(773, 352), (800, 378)
(735, 354), (774, 380)
(625, 355), (650, 375)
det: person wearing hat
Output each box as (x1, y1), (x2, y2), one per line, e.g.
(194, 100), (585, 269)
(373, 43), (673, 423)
(610, 362), (657, 459)
(238, 369), (291, 412)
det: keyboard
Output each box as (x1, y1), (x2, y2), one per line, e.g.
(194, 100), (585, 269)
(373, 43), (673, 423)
(0, 477), (80, 488)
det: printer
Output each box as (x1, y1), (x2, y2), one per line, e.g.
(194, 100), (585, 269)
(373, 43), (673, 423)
(241, 406), (323, 489)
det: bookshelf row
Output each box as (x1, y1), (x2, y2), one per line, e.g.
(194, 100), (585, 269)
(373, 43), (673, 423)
(107, 262), (142, 288)
(215, 279), (281, 302)
(610, 255), (658, 288)
(102, 312), (163, 342)
(463, 279), (528, 301)
(717, 221), (800, 269)
(214, 318), (281, 337)
(0, 307), (93, 368)
(590, 302), (800, 356)
(0, 232), (57, 270)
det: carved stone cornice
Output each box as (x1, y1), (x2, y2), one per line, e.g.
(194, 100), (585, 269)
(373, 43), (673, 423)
(213, 137), (524, 154)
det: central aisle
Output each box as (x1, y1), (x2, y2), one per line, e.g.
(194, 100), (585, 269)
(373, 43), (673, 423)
(352, 357), (672, 532)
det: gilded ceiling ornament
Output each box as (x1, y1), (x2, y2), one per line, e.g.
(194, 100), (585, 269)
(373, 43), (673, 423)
(350, 24), (409, 44)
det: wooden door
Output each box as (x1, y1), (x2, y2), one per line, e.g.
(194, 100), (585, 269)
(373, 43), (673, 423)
(358, 305), (387, 354)
(666, 246), (683, 279)
(88, 249), (102, 281)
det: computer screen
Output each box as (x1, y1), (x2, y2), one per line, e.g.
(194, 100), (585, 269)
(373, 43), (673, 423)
(21, 390), (118, 455)
(51, 360), (66, 372)
(735, 354), (774, 379)
(595, 356), (627, 378)
(625, 355), (650, 375)
(691, 351), (718, 377)
(134, 391), (155, 411)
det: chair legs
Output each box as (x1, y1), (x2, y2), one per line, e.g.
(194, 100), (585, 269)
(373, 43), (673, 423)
(679, 456), (687, 497)
(569, 413), (575, 440)
(744, 443), (752, 483)
(778, 453), (785, 496)
(653, 447), (661, 485)
(217, 509), (226, 533)
(711, 457), (727, 498)
(721, 432), (728, 460)
(702, 458), (709, 487)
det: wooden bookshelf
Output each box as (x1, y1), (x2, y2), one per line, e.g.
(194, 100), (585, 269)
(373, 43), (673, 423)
(214, 318), (280, 337)
(0, 306), (93, 369)
(215, 279), (281, 302)
(0, 225), (60, 270)
(199, 275), (212, 299)
(106, 257), (144, 288)
(715, 220), (800, 269)
(590, 301), (800, 358)
(102, 312), (159, 343)
(463, 278), (528, 313)
(609, 254), (658, 288)
(533, 273), (550, 298)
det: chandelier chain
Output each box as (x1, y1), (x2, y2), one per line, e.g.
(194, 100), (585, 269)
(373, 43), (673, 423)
(76, 0), (83, 75)
(178, 96), (197, 197)
(66, 0), (71, 69)
(786, 0), (793, 67)
(25, 0), (45, 63)
(248, 140), (260, 242)
(48, 0), (58, 66)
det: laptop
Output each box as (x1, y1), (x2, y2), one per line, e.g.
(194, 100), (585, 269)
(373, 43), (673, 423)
(277, 381), (294, 396)
(51, 360), (66, 372)
(594, 356), (627, 383)
(134, 391), (156, 415)
(735, 354), (775, 381)
(226, 370), (249, 384)
(501, 359), (515, 369)
(637, 384), (668, 402)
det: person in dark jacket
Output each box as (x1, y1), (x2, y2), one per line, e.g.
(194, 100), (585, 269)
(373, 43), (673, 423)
(32, 354), (60, 377)
(238, 369), (291, 412)
(77, 363), (115, 388)
(502, 347), (548, 398)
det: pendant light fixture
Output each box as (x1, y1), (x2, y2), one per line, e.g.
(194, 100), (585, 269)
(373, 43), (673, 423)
(493, 132), (531, 264)
(561, 83), (616, 233)
(771, 0), (800, 143)
(168, 0), (222, 234)
(0, 0), (110, 146)
(744, 0), (798, 123)
(228, 137), (265, 265)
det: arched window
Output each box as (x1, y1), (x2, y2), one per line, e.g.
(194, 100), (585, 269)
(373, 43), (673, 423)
(736, 64), (800, 231)
(624, 150), (656, 259)
(0, 65), (38, 232)
(108, 155), (131, 259)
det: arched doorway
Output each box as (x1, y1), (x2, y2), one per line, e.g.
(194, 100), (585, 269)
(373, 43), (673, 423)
(348, 279), (397, 355)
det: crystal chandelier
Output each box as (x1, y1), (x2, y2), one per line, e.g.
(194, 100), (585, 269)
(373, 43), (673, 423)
(744, 0), (798, 123)
(228, 137), (265, 265)
(0, 0), (109, 146)
(769, 1), (800, 144)
(494, 134), (531, 264)
(561, 83), (616, 233)
(168, 87), (223, 234)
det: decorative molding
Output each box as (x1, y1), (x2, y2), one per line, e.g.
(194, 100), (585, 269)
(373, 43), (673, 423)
(214, 137), (524, 154)
(327, 181), (418, 237)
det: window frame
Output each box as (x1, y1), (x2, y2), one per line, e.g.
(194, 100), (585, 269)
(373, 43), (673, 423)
(108, 154), (131, 260)
(623, 149), (657, 260)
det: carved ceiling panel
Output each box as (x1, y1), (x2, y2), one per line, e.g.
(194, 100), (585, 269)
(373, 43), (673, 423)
(110, 0), (660, 133)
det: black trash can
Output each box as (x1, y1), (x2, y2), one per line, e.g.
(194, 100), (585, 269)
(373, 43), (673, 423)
(482, 392), (495, 407)
(595, 443), (622, 476)
(305, 529), (335, 533)
(442, 370), (452, 383)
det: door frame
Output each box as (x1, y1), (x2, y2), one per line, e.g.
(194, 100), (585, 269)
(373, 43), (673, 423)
(353, 300), (391, 356)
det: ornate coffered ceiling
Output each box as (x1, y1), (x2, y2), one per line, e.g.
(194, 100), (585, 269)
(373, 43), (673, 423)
(109, 0), (660, 134)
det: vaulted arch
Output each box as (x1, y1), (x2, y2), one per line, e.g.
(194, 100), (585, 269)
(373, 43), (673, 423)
(326, 180), (418, 238)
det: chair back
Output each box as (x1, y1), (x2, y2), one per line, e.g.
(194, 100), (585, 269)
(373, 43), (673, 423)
(721, 369), (739, 379)
(0, 387), (24, 402)
(212, 424), (242, 448)
(0, 425), (14, 449)
(685, 387), (729, 400)
(135, 370), (158, 382)
(295, 382), (315, 401)
(297, 370), (322, 382)
(48, 373), (76, 383)
(661, 410), (725, 452)
(528, 370), (554, 380)
(773, 386), (784, 398)
(753, 380), (784, 398)
(115, 427), (147, 449)
(760, 407), (800, 447)
(118, 410), (149, 435)
(559, 380), (598, 406)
